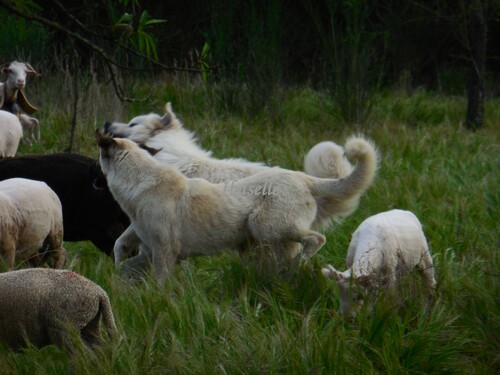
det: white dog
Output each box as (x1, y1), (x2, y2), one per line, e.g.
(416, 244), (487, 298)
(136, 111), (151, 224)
(96, 130), (378, 284)
(103, 103), (370, 232)
(104, 102), (354, 186)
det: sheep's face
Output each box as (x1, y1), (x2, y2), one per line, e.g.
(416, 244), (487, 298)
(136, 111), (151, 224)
(2, 61), (39, 90)
(322, 265), (365, 319)
(103, 102), (181, 143)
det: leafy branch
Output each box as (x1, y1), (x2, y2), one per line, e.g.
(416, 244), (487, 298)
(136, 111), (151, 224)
(0, 0), (205, 101)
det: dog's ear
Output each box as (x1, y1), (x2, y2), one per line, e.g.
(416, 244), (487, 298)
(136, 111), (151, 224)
(158, 102), (180, 129)
(159, 111), (172, 128)
(95, 129), (115, 149)
(139, 143), (162, 156)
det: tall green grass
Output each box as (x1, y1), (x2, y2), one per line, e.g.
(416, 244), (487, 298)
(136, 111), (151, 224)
(1, 74), (499, 374)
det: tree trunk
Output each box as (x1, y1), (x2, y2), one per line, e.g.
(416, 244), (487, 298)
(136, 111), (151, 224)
(466, 0), (487, 131)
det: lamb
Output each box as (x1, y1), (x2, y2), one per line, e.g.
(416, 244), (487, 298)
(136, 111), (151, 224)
(18, 114), (40, 145)
(0, 177), (66, 269)
(0, 268), (117, 353)
(0, 61), (41, 144)
(322, 209), (436, 319)
(0, 110), (23, 158)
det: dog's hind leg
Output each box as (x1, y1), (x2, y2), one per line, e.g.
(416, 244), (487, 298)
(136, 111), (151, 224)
(299, 230), (326, 258)
(274, 241), (301, 261)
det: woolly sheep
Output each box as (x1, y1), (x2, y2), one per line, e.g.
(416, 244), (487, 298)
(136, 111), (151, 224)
(0, 268), (117, 353)
(322, 209), (436, 319)
(0, 61), (41, 143)
(0, 177), (66, 269)
(0, 110), (23, 158)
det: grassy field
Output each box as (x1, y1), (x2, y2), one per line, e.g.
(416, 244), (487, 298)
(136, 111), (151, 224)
(0, 77), (498, 374)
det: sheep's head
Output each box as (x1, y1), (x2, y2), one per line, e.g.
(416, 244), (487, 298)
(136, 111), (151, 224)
(322, 264), (365, 319)
(1, 61), (40, 90)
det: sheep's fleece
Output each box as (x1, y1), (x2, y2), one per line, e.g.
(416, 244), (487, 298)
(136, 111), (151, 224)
(0, 268), (117, 351)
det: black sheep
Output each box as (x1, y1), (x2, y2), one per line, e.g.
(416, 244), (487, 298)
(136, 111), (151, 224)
(0, 153), (129, 256)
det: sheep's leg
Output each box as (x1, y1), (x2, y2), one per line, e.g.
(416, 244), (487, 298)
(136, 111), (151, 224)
(114, 225), (141, 267)
(27, 241), (47, 267)
(52, 247), (67, 268)
(385, 272), (398, 291)
(80, 312), (103, 348)
(46, 319), (78, 356)
(0, 235), (16, 270)
(44, 232), (67, 268)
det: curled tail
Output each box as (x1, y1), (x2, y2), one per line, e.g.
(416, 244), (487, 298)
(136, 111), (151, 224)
(99, 294), (118, 340)
(310, 136), (378, 227)
(304, 141), (353, 179)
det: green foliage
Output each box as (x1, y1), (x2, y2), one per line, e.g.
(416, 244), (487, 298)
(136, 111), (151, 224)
(0, 8), (51, 63)
(2, 74), (499, 374)
(204, 0), (285, 116)
(304, 0), (386, 124)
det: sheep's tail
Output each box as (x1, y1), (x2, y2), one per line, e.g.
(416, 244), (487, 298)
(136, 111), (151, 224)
(304, 141), (353, 179)
(99, 294), (118, 340)
(310, 136), (378, 198)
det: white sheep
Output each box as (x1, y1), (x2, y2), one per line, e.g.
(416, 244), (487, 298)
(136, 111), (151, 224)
(322, 209), (436, 319)
(0, 110), (23, 158)
(0, 177), (66, 269)
(0, 61), (40, 144)
(0, 268), (117, 353)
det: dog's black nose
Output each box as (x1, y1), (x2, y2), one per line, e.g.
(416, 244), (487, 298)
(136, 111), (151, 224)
(104, 121), (111, 133)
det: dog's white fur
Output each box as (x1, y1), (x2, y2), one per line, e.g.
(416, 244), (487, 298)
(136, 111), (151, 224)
(104, 102), (355, 190)
(104, 103), (369, 233)
(96, 130), (378, 284)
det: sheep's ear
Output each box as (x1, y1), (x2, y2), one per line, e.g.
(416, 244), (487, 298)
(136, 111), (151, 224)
(322, 264), (345, 282)
(1, 67), (11, 74)
(323, 265), (351, 284)
(25, 63), (41, 76)
(95, 129), (115, 148)
(139, 143), (162, 156)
